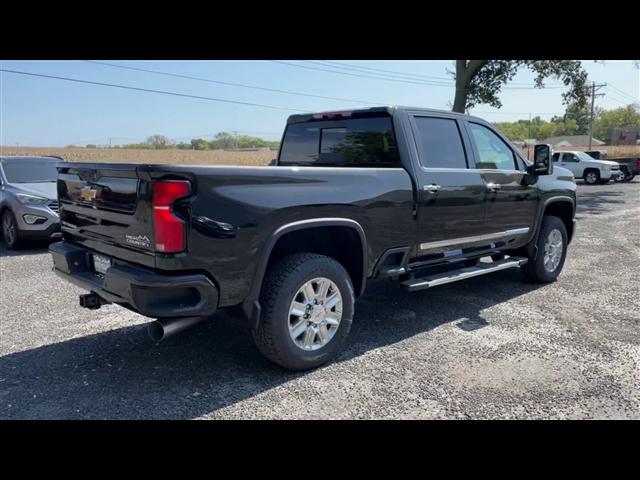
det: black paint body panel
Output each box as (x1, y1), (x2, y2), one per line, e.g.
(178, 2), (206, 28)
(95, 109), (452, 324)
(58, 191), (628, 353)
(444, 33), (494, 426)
(53, 106), (577, 317)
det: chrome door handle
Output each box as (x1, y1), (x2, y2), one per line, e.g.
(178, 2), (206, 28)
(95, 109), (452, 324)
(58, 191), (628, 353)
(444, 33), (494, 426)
(423, 184), (441, 193)
(486, 182), (501, 192)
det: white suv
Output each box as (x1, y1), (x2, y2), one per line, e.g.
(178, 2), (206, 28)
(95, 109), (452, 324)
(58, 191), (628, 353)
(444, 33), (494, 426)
(552, 151), (621, 185)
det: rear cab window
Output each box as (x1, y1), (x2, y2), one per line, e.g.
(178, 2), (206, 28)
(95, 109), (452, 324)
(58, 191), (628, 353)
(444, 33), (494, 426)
(278, 114), (401, 167)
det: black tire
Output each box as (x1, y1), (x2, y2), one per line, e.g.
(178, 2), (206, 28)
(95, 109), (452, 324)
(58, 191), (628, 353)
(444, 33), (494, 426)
(1, 210), (21, 249)
(583, 169), (600, 185)
(252, 253), (355, 371)
(622, 171), (635, 183)
(521, 215), (568, 283)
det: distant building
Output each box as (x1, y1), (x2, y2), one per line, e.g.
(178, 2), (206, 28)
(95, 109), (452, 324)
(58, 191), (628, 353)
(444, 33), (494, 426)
(611, 128), (640, 146)
(541, 135), (605, 147)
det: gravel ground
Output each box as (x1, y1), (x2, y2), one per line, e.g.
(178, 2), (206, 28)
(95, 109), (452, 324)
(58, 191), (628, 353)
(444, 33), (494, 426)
(1, 180), (639, 419)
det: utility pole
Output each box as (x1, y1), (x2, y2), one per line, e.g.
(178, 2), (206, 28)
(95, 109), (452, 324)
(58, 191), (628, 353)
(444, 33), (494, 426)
(588, 82), (607, 150)
(528, 112), (532, 160)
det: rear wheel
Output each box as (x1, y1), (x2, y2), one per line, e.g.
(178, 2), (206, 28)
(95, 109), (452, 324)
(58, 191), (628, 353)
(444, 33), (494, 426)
(522, 216), (568, 283)
(1, 210), (21, 249)
(584, 169), (599, 185)
(252, 253), (355, 371)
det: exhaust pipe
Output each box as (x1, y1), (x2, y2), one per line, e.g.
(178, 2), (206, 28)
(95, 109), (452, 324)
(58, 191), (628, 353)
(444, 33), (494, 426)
(147, 316), (205, 341)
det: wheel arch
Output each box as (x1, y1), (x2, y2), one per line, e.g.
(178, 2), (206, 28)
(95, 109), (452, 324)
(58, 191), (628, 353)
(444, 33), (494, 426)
(242, 218), (368, 329)
(527, 196), (575, 259)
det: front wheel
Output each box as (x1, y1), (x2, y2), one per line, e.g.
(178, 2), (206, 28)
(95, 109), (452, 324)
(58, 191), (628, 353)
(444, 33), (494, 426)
(1, 210), (21, 249)
(584, 170), (599, 185)
(252, 253), (355, 371)
(521, 215), (568, 283)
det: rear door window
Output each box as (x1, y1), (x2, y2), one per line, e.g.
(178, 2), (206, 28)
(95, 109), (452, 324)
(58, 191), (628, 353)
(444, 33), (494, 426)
(278, 116), (400, 167)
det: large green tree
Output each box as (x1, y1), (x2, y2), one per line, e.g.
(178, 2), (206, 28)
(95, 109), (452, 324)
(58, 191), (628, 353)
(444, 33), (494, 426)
(452, 60), (588, 113)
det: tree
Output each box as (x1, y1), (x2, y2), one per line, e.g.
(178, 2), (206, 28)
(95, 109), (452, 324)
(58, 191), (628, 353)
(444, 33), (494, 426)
(452, 60), (588, 113)
(214, 132), (236, 149)
(146, 134), (173, 149)
(593, 105), (640, 143)
(562, 101), (594, 135)
(190, 138), (210, 150)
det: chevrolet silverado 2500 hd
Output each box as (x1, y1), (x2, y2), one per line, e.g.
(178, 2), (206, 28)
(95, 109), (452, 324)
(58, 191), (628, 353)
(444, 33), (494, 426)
(49, 107), (577, 370)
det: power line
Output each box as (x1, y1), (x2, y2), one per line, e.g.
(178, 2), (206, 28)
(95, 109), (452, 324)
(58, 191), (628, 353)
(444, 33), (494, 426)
(319, 60), (455, 81)
(0, 68), (308, 112)
(271, 60), (456, 87)
(606, 82), (638, 102)
(83, 60), (384, 106)
(272, 60), (567, 90)
(316, 60), (565, 87)
(604, 88), (635, 103)
(305, 60), (454, 84)
(603, 90), (633, 106)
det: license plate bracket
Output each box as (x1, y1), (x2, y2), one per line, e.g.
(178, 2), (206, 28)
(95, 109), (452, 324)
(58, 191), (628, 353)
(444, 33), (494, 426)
(92, 254), (111, 275)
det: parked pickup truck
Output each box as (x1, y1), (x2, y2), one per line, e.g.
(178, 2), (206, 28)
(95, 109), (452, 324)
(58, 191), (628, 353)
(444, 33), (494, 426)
(551, 150), (622, 184)
(49, 107), (577, 370)
(585, 150), (639, 182)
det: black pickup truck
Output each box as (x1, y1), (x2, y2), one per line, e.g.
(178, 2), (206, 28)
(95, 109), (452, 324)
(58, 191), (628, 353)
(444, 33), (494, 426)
(50, 106), (577, 370)
(585, 150), (639, 182)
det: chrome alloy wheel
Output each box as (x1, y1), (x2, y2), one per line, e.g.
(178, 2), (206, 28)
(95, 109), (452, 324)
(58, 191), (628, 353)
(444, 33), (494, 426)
(585, 171), (598, 184)
(288, 277), (343, 351)
(543, 228), (563, 273)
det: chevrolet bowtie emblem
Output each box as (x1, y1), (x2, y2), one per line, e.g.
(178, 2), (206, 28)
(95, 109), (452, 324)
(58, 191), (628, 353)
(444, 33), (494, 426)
(80, 186), (98, 201)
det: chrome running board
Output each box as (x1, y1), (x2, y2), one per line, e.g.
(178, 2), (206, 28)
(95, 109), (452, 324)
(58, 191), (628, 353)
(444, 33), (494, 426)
(401, 256), (528, 292)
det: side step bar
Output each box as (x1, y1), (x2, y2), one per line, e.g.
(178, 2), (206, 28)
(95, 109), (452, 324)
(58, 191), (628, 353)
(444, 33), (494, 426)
(401, 256), (528, 292)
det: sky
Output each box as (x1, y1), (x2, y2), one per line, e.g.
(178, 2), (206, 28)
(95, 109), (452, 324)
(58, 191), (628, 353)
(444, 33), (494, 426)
(0, 60), (638, 147)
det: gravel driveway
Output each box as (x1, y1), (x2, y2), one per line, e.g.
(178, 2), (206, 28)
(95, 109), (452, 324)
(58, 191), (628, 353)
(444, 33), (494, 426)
(1, 180), (639, 419)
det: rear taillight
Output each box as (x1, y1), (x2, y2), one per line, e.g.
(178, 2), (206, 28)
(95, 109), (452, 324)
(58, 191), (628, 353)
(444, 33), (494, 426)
(152, 180), (190, 253)
(636, 158), (640, 168)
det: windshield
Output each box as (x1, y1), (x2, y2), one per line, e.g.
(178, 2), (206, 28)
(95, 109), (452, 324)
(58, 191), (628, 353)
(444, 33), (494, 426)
(576, 152), (596, 162)
(2, 159), (59, 183)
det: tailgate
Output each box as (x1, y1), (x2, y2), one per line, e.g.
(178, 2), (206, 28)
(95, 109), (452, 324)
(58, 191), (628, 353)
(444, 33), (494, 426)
(57, 163), (156, 267)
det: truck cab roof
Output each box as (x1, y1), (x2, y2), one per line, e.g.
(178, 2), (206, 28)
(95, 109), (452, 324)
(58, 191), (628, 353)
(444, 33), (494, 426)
(287, 106), (489, 125)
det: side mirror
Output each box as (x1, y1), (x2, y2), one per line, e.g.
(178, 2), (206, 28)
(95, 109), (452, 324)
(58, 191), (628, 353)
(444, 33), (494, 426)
(268, 158), (277, 166)
(532, 144), (553, 175)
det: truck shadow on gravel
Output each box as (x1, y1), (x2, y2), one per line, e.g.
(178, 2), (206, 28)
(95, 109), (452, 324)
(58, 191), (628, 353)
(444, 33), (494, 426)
(0, 269), (545, 419)
(575, 190), (625, 216)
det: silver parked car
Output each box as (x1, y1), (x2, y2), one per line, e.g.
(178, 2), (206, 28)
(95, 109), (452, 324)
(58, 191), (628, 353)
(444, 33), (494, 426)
(0, 156), (61, 248)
